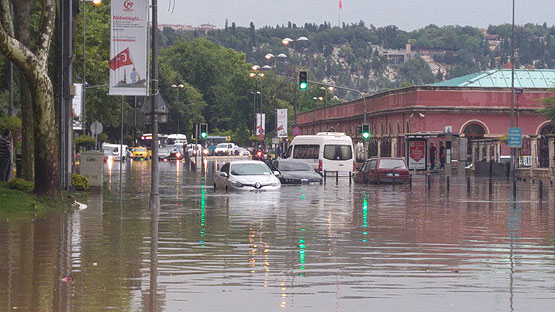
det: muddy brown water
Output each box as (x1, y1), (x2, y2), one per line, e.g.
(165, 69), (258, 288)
(1, 160), (554, 311)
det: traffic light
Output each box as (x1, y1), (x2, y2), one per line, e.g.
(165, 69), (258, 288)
(200, 123), (208, 139)
(361, 124), (370, 140)
(299, 71), (308, 90)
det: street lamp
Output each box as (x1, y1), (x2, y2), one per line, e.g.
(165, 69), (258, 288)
(320, 86), (334, 107)
(171, 84), (185, 133)
(265, 53), (287, 72)
(82, 0), (102, 134)
(249, 68), (265, 137)
(282, 37), (309, 124)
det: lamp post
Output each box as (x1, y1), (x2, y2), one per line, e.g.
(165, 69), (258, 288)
(249, 66), (265, 140)
(320, 86), (334, 108)
(82, 0), (102, 135)
(171, 84), (185, 133)
(282, 37), (308, 124)
(510, 0), (516, 196)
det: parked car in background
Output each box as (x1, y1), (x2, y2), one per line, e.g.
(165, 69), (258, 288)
(213, 160), (281, 192)
(102, 143), (128, 162)
(355, 157), (410, 184)
(214, 143), (236, 156)
(132, 146), (149, 160)
(158, 146), (172, 161)
(273, 159), (322, 184)
(233, 146), (251, 156)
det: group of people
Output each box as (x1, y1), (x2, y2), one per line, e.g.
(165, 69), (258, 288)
(0, 129), (12, 181)
(429, 141), (446, 170)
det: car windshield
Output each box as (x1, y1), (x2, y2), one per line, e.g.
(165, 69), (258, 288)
(230, 163), (272, 176)
(378, 159), (406, 169)
(135, 147), (146, 152)
(216, 143), (228, 148)
(278, 161), (313, 171)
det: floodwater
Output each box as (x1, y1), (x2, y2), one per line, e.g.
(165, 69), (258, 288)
(1, 159), (555, 312)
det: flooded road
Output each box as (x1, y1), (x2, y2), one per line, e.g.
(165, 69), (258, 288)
(1, 159), (555, 311)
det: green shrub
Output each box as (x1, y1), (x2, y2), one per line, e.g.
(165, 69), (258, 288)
(7, 178), (34, 192)
(72, 174), (90, 192)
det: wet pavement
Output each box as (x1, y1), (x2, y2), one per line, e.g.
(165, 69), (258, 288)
(1, 159), (555, 311)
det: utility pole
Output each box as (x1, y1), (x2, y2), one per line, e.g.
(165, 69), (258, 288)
(149, 0), (160, 209)
(60, 0), (73, 190)
(510, 0), (516, 197)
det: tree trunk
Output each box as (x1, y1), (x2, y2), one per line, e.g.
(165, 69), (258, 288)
(0, 0), (59, 197)
(13, 0), (34, 181)
(31, 68), (58, 196)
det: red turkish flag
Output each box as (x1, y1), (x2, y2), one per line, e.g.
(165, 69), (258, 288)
(339, 0), (342, 9)
(110, 48), (133, 70)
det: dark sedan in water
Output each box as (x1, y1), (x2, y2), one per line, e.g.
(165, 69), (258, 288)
(273, 159), (322, 184)
(355, 157), (410, 184)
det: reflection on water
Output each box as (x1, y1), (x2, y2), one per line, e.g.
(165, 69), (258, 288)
(1, 162), (555, 311)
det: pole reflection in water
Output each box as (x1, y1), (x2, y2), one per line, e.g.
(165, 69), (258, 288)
(149, 198), (159, 311)
(508, 202), (521, 312)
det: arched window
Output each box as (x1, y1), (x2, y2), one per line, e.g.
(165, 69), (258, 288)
(406, 121), (410, 133)
(397, 121), (401, 135)
(388, 121), (392, 136)
(539, 123), (555, 135)
(380, 122), (384, 135)
(463, 123), (486, 139)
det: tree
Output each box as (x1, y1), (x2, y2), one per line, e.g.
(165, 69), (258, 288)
(0, 0), (59, 196)
(539, 89), (555, 122)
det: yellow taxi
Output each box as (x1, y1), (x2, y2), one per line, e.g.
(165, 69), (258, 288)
(132, 146), (149, 160)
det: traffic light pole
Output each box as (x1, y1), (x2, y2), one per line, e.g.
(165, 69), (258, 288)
(307, 80), (369, 159)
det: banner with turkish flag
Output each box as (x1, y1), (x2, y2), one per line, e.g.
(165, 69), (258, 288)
(339, 0), (343, 10)
(109, 0), (149, 96)
(110, 48), (133, 70)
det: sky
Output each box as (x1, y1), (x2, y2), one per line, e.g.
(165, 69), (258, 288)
(159, 0), (554, 31)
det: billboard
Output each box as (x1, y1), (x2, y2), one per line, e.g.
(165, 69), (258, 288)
(276, 109), (288, 137)
(72, 83), (83, 130)
(256, 113), (265, 140)
(408, 139), (427, 170)
(109, 0), (149, 96)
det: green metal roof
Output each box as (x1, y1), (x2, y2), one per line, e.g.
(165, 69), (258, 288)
(430, 69), (555, 88)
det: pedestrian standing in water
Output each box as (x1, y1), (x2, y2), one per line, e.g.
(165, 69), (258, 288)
(439, 141), (445, 169)
(0, 129), (12, 181)
(429, 143), (437, 170)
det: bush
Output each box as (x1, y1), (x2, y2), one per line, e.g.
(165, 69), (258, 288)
(7, 178), (34, 192)
(72, 174), (90, 192)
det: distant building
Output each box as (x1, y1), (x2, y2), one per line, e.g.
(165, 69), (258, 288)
(157, 23), (217, 32)
(296, 69), (555, 171)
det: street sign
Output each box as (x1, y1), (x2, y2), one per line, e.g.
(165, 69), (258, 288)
(90, 121), (103, 135)
(292, 126), (301, 136)
(507, 127), (522, 148)
(225, 136), (231, 141)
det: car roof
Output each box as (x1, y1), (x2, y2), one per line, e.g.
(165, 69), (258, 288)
(228, 160), (268, 165)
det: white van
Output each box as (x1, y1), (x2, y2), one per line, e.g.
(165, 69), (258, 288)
(167, 134), (187, 146)
(102, 143), (129, 161)
(284, 132), (354, 174)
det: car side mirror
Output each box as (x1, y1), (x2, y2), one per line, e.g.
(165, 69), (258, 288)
(220, 172), (228, 178)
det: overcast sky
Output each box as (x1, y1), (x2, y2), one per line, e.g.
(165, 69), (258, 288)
(159, 0), (553, 30)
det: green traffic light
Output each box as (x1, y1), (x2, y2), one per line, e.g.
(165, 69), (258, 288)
(201, 132), (207, 139)
(299, 82), (307, 90)
(362, 132), (370, 140)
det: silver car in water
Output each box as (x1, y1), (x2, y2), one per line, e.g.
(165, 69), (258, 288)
(214, 160), (281, 191)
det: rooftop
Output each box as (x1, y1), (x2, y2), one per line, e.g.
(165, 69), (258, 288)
(429, 69), (555, 89)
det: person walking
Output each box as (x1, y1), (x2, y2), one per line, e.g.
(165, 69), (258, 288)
(439, 141), (446, 169)
(429, 143), (437, 170)
(0, 129), (12, 181)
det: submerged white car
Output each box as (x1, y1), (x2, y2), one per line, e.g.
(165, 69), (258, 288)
(214, 160), (281, 191)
